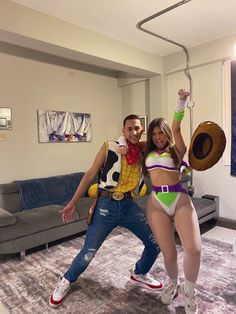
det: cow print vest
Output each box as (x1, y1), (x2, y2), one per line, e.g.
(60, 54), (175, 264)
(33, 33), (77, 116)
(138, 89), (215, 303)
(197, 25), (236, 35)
(98, 141), (144, 193)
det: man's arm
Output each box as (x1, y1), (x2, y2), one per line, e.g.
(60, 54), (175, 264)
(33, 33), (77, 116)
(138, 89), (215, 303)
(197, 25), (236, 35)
(60, 143), (107, 223)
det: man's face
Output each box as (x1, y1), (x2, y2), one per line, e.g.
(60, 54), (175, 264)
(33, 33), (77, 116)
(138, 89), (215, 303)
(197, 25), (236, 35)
(122, 119), (143, 144)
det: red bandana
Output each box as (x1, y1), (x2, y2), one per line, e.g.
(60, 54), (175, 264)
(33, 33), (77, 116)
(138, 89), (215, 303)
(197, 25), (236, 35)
(126, 141), (142, 165)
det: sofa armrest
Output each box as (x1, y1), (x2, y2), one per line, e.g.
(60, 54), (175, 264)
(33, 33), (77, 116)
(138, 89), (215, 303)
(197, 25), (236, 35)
(0, 207), (17, 227)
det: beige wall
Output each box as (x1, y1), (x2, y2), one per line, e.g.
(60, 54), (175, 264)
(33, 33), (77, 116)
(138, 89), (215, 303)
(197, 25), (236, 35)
(163, 37), (236, 221)
(0, 48), (122, 183)
(120, 79), (149, 141)
(121, 80), (147, 118)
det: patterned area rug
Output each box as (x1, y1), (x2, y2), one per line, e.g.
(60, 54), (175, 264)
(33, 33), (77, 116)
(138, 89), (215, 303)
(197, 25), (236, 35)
(0, 227), (235, 314)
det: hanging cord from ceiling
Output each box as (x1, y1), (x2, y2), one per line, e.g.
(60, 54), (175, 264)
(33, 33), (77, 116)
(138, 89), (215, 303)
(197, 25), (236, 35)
(137, 0), (195, 195)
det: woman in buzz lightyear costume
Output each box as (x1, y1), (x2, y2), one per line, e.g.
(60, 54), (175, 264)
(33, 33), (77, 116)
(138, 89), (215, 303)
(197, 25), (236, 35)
(145, 89), (201, 314)
(119, 89), (201, 314)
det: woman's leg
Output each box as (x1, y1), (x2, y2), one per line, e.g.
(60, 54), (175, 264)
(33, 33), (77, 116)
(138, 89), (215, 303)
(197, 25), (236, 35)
(174, 194), (201, 313)
(146, 194), (180, 304)
(174, 194), (201, 284)
(146, 194), (178, 282)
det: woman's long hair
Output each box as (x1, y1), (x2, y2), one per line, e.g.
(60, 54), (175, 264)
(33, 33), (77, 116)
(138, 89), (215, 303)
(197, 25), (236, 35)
(143, 118), (180, 174)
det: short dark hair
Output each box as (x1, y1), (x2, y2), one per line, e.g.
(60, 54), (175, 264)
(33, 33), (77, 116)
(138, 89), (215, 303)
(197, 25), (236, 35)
(123, 114), (140, 127)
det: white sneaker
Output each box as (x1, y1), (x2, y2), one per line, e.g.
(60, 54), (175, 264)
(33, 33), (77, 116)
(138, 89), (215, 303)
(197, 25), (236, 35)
(49, 277), (71, 307)
(161, 281), (180, 305)
(130, 271), (163, 291)
(183, 285), (198, 314)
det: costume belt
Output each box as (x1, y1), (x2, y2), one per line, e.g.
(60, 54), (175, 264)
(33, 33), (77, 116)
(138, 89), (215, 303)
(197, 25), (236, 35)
(152, 183), (187, 194)
(99, 189), (132, 201)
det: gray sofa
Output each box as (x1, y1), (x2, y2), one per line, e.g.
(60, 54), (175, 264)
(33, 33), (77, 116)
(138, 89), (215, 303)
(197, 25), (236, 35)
(0, 172), (94, 257)
(0, 172), (152, 258)
(0, 172), (218, 259)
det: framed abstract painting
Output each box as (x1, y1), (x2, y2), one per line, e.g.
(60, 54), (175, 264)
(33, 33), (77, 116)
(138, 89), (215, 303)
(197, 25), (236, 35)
(37, 109), (92, 143)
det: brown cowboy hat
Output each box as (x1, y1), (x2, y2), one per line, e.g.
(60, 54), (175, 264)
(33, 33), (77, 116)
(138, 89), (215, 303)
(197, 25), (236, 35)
(188, 121), (226, 171)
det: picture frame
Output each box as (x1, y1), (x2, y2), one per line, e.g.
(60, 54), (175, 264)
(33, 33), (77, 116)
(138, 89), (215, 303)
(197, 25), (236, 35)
(139, 115), (147, 134)
(0, 107), (12, 130)
(37, 109), (92, 143)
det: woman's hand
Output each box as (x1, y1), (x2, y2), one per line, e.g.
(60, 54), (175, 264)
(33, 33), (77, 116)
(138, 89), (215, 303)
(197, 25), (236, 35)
(178, 89), (190, 101)
(176, 89), (190, 112)
(117, 136), (128, 155)
(59, 202), (76, 223)
(116, 145), (128, 155)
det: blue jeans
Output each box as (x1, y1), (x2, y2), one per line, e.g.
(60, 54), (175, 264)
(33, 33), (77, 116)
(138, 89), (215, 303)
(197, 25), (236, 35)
(64, 197), (160, 283)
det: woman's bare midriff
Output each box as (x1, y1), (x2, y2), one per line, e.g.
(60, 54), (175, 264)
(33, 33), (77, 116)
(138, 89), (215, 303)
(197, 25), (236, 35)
(148, 168), (180, 186)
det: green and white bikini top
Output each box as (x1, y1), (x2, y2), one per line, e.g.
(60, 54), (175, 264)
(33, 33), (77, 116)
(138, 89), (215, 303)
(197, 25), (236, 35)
(145, 151), (179, 173)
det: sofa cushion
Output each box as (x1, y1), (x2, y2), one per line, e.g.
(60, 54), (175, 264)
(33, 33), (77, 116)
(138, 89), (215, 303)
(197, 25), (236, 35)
(0, 198), (93, 243)
(0, 207), (17, 227)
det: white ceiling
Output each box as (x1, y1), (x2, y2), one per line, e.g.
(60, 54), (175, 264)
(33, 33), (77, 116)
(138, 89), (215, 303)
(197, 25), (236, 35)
(10, 0), (236, 56)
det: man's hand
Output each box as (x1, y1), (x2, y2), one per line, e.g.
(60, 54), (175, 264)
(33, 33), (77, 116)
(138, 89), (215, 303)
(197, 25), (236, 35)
(59, 202), (76, 223)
